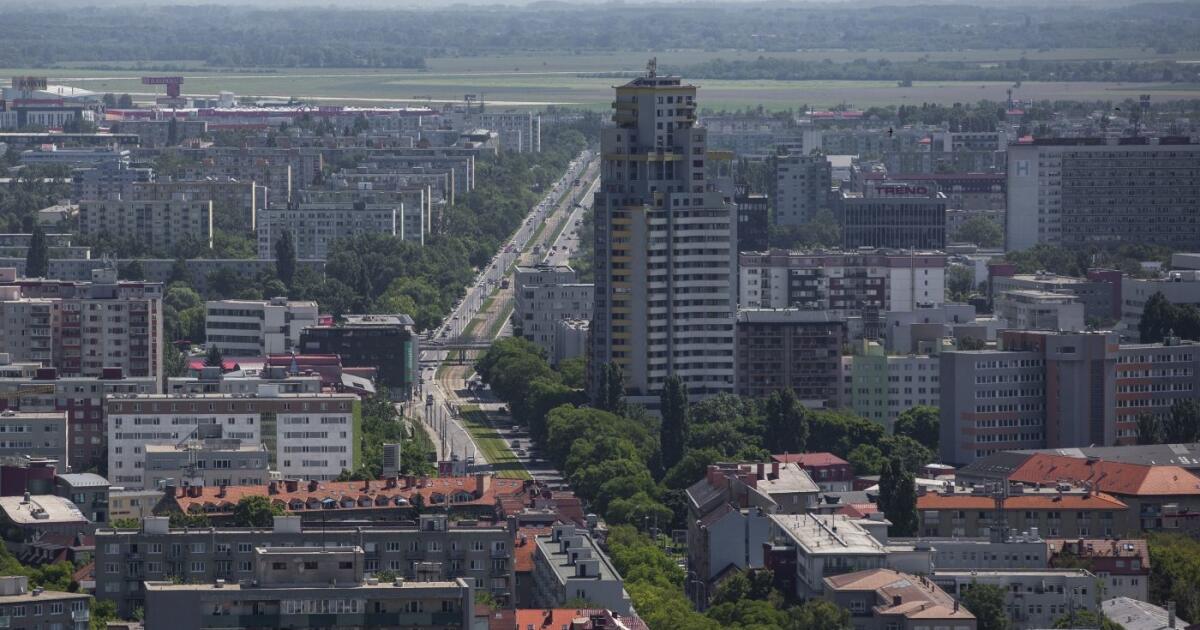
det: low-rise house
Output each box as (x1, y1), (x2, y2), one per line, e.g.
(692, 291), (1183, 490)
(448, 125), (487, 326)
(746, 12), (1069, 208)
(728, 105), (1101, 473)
(1048, 538), (1150, 601)
(531, 524), (631, 615)
(915, 482), (1132, 539)
(0, 575), (91, 629)
(773, 453), (855, 492)
(764, 513), (891, 598)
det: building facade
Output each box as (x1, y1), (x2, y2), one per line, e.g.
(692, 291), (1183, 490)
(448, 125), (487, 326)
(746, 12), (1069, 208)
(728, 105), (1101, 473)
(774, 153), (832, 225)
(734, 309), (844, 405)
(531, 524), (631, 615)
(256, 202), (398, 260)
(513, 265), (593, 366)
(838, 190), (947, 251)
(299, 315), (419, 399)
(204, 298), (319, 358)
(79, 196), (213, 253)
(591, 68), (738, 402)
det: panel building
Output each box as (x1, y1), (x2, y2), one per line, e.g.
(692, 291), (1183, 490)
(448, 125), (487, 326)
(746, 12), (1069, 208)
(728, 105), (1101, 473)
(513, 265), (593, 366)
(773, 152), (832, 225)
(591, 67), (738, 402)
(256, 202), (398, 260)
(204, 298), (319, 358)
(1006, 137), (1200, 251)
(734, 309), (844, 405)
(838, 188), (947, 250)
(79, 195), (213, 252)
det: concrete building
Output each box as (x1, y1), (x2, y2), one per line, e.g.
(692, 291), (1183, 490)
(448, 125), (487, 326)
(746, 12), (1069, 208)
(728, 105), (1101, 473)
(884, 303), (986, 354)
(734, 309), (844, 406)
(256, 202), (398, 260)
(204, 298), (319, 358)
(838, 189), (947, 251)
(0, 494), (89, 541)
(1006, 137), (1200, 251)
(1114, 338), (1200, 444)
(71, 161), (154, 202)
(738, 250), (946, 321)
(591, 68), (738, 402)
(1102, 597), (1190, 630)
(132, 179), (266, 232)
(774, 152), (832, 225)
(991, 271), (1119, 325)
(531, 524), (631, 615)
(143, 546), (473, 630)
(300, 314), (419, 399)
(686, 462), (821, 584)
(54, 472), (109, 524)
(0, 365), (158, 473)
(1048, 538), (1149, 601)
(476, 110), (542, 153)
(553, 319), (589, 367)
(823, 569), (976, 630)
(0, 575), (91, 630)
(513, 265), (593, 366)
(915, 483), (1131, 540)
(0, 233), (90, 261)
(993, 290), (1085, 332)
(20, 146), (123, 168)
(764, 513), (890, 598)
(112, 118), (208, 148)
(105, 391), (360, 487)
(735, 183), (769, 252)
(0, 410), (68, 469)
(96, 514), (511, 617)
(772, 453), (854, 493)
(79, 195), (213, 252)
(168, 365), (322, 396)
(938, 331), (1117, 465)
(842, 339), (945, 432)
(885, 532), (1049, 574)
(143, 436), (270, 489)
(932, 569), (1098, 630)
(106, 487), (161, 522)
(0, 268), (164, 385)
(1121, 270), (1200, 338)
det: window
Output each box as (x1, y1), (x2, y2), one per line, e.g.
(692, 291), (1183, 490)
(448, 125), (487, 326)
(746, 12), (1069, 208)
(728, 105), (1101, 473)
(190, 561), (206, 573)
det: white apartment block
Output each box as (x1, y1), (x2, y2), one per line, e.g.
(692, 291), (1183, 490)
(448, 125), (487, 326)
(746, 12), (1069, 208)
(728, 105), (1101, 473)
(932, 569), (1099, 630)
(1122, 270), (1200, 339)
(513, 265), (593, 366)
(79, 194), (213, 253)
(766, 513), (890, 598)
(105, 390), (359, 488)
(205, 297), (319, 358)
(532, 524), (632, 615)
(0, 268), (163, 384)
(256, 202), (398, 260)
(476, 110), (541, 153)
(739, 250), (946, 316)
(994, 290), (1085, 332)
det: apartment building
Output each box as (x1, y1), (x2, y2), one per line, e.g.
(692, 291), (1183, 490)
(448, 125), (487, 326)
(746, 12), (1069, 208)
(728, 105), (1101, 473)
(915, 483), (1132, 539)
(144, 546), (473, 630)
(0, 365), (157, 472)
(932, 569), (1098, 630)
(734, 183), (769, 252)
(938, 331), (1116, 465)
(300, 314), (419, 399)
(71, 160), (154, 201)
(297, 187), (432, 245)
(591, 67), (738, 402)
(143, 437), (270, 489)
(105, 391), (360, 487)
(107, 488), (161, 522)
(1121, 269), (1200, 337)
(838, 189), (947, 251)
(734, 309), (844, 405)
(256, 202), (398, 260)
(0, 576), (91, 630)
(132, 179), (266, 231)
(0, 410), (68, 468)
(79, 195), (213, 252)
(739, 249), (945, 316)
(774, 152), (832, 225)
(112, 118), (208, 148)
(764, 513), (890, 598)
(1007, 137), (1200, 251)
(513, 265), (593, 366)
(96, 514), (508, 617)
(823, 569), (976, 630)
(0, 268), (164, 385)
(842, 339), (946, 431)
(0, 233), (90, 261)
(55, 472), (110, 523)
(177, 147), (324, 201)
(476, 110), (542, 153)
(1114, 338), (1200, 442)
(359, 152), (474, 196)
(204, 298), (319, 358)
(993, 290), (1085, 332)
(531, 524), (631, 615)
(168, 366), (322, 396)
(686, 462), (821, 583)
(990, 271), (1119, 324)
(885, 533), (1049, 574)
(1048, 538), (1149, 601)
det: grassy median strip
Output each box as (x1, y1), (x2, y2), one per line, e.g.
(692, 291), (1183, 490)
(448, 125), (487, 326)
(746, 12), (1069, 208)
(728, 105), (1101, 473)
(459, 405), (531, 480)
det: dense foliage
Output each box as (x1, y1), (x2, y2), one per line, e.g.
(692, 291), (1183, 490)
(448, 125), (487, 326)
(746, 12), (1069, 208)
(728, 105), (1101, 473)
(337, 390), (435, 481)
(1147, 533), (1200, 622)
(1139, 292), (1200, 344)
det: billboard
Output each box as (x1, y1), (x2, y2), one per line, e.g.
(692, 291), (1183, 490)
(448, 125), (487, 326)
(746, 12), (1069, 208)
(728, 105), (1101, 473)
(11, 76), (47, 92)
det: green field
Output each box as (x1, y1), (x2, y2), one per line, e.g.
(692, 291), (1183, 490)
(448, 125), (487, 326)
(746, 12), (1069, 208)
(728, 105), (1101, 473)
(7, 46), (1200, 110)
(460, 406), (530, 480)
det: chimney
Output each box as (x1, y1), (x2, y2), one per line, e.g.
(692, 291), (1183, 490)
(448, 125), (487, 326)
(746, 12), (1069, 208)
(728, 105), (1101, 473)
(475, 473), (491, 498)
(268, 481), (278, 495)
(217, 485), (226, 498)
(893, 595), (902, 607)
(386, 477), (397, 489)
(285, 479), (299, 493)
(307, 480), (318, 492)
(757, 462), (765, 479)
(771, 461), (780, 478)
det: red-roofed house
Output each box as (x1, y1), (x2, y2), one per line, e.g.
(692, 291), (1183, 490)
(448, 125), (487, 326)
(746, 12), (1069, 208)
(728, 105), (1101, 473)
(916, 483), (1132, 539)
(773, 452), (854, 491)
(494, 609), (648, 630)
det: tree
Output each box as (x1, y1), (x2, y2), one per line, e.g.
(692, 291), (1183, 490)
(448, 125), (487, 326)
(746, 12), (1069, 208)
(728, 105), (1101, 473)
(118, 259), (145, 281)
(659, 375), (689, 474)
(961, 582), (1011, 630)
(764, 388), (809, 454)
(1053, 609), (1123, 630)
(847, 443), (885, 475)
(168, 257), (190, 285)
(204, 345), (224, 368)
(601, 362), (626, 414)
(953, 215), (1003, 247)
(164, 344), (188, 378)
(117, 94), (134, 108)
(231, 495), (285, 527)
(787, 598), (852, 630)
(878, 456), (919, 536)
(1136, 413), (1164, 445)
(894, 405), (939, 448)
(25, 225), (49, 278)
(1164, 400), (1200, 443)
(110, 517), (140, 529)
(1139, 292), (1178, 344)
(101, 93), (117, 108)
(947, 264), (976, 301)
(90, 598), (119, 630)
(1148, 533), (1200, 622)
(275, 229), (297, 289)
(410, 491), (425, 514)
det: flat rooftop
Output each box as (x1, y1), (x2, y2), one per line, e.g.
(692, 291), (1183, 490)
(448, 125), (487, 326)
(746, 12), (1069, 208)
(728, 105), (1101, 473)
(770, 513), (887, 556)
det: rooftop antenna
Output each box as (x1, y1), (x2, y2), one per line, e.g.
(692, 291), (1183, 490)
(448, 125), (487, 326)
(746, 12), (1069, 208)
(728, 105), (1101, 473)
(646, 58), (658, 78)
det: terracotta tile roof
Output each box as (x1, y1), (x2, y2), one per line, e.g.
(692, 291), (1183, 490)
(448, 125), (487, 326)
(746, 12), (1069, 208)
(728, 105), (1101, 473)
(1010, 454), (1200, 497)
(825, 568), (974, 622)
(773, 452), (850, 467)
(511, 609), (648, 630)
(838, 503), (882, 519)
(169, 475), (526, 515)
(513, 527), (552, 574)
(916, 491), (1127, 511)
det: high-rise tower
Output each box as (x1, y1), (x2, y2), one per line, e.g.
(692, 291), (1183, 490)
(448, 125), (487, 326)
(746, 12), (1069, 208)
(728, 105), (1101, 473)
(591, 62), (737, 403)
